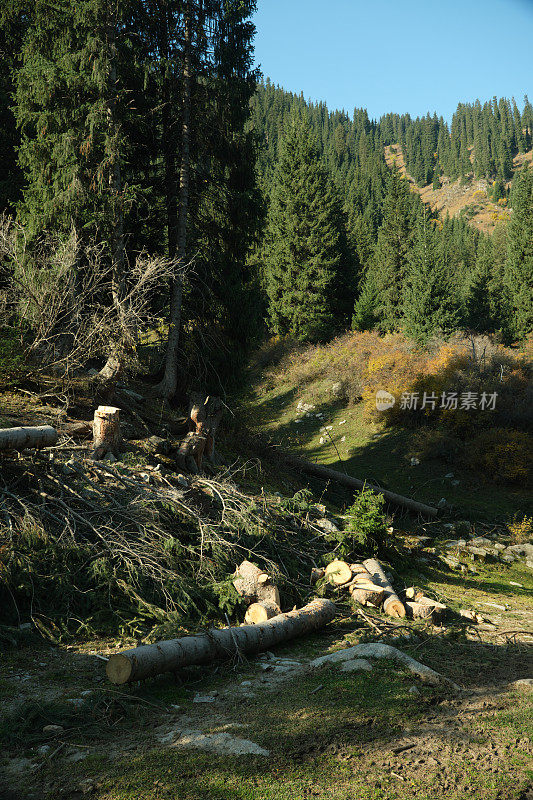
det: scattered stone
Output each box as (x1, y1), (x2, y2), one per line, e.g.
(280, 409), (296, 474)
(444, 472), (454, 479)
(193, 694), (217, 703)
(330, 382), (345, 400)
(481, 602), (506, 610)
(506, 543), (533, 559)
(339, 419), (347, 425)
(408, 686), (421, 695)
(410, 458), (420, 466)
(42, 725), (63, 734)
(319, 437), (325, 445)
(160, 727), (270, 756)
(176, 474), (189, 487)
(340, 436), (346, 442)
(509, 581), (523, 588)
(36, 745), (51, 756)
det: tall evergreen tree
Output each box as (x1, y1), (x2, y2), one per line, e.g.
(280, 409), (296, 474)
(369, 169), (412, 332)
(505, 165), (533, 338)
(263, 115), (353, 342)
(402, 210), (459, 344)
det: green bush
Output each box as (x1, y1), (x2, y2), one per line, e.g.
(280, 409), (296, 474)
(327, 487), (387, 558)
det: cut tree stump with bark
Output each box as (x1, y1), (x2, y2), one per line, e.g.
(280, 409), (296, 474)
(244, 601), (281, 624)
(0, 425), (58, 452)
(325, 559), (353, 586)
(92, 406), (122, 460)
(406, 597), (447, 624)
(363, 559), (406, 618)
(233, 560), (281, 607)
(349, 581), (386, 607)
(106, 598), (336, 684)
(176, 394), (224, 472)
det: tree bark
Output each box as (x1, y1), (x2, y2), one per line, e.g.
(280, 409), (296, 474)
(156, 1), (192, 400)
(106, 598), (336, 684)
(406, 597), (447, 623)
(284, 454), (438, 518)
(348, 582), (386, 607)
(0, 426), (58, 451)
(92, 405), (121, 459)
(363, 559), (406, 618)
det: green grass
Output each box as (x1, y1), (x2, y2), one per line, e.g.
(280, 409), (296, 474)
(242, 375), (532, 521)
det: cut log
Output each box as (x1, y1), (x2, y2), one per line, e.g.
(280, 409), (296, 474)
(106, 598), (336, 684)
(349, 581), (386, 607)
(92, 406), (121, 459)
(325, 559), (353, 586)
(233, 560), (280, 607)
(244, 601), (281, 624)
(406, 597), (447, 624)
(0, 425), (58, 452)
(363, 558), (406, 618)
(60, 421), (93, 440)
(284, 454), (438, 517)
(348, 564), (373, 584)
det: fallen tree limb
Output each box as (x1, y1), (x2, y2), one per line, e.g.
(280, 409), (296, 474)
(106, 598), (336, 684)
(284, 454), (438, 517)
(0, 425), (58, 451)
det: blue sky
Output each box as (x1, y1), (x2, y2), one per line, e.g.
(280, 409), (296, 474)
(252, 0), (533, 122)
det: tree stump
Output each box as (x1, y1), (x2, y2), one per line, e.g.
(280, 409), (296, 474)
(92, 406), (122, 459)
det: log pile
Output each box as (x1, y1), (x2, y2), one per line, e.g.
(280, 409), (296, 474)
(323, 557), (448, 623)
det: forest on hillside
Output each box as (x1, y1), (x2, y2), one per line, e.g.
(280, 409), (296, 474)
(0, 3), (532, 395)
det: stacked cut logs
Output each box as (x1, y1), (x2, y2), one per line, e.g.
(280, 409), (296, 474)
(233, 560), (282, 624)
(322, 557), (447, 623)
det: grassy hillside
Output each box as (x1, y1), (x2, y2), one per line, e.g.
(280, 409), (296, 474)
(385, 143), (533, 233)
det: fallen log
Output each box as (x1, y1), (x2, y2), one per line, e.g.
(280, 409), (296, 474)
(244, 600), (281, 624)
(363, 559), (406, 618)
(233, 560), (280, 607)
(284, 454), (438, 518)
(106, 598), (336, 684)
(0, 425), (58, 452)
(325, 559), (352, 586)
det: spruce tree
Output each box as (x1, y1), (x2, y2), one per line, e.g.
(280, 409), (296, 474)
(369, 169), (412, 332)
(402, 210), (459, 344)
(263, 115), (352, 342)
(505, 165), (533, 338)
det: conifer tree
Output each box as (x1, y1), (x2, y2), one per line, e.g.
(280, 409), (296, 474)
(402, 210), (459, 344)
(505, 165), (533, 338)
(369, 169), (412, 332)
(263, 115), (352, 342)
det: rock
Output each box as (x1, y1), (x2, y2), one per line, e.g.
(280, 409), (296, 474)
(314, 517), (339, 533)
(193, 694), (217, 703)
(42, 725), (64, 734)
(493, 542), (506, 551)
(506, 543), (533, 559)
(159, 727), (270, 756)
(36, 745), (51, 756)
(340, 435), (346, 442)
(339, 659), (373, 673)
(526, 559), (533, 570)
(240, 680), (252, 686)
(330, 382), (345, 400)
(441, 555), (460, 569)
(511, 678), (533, 689)
(410, 457), (420, 466)
(103, 452), (117, 463)
(338, 419), (347, 425)
(145, 435), (172, 456)
(296, 401), (315, 413)
(79, 779), (96, 794)
(408, 686), (421, 695)
(319, 437), (325, 445)
(466, 546), (489, 561)
(176, 474), (189, 487)
(444, 472), (454, 479)
(501, 554), (516, 564)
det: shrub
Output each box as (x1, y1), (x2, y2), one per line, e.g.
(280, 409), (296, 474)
(463, 429), (533, 485)
(508, 515), (533, 544)
(334, 487), (387, 557)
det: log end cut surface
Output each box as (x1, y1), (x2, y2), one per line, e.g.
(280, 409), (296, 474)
(106, 653), (134, 685)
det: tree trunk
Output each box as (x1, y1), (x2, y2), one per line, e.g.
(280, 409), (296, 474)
(106, 598), (336, 684)
(244, 601), (281, 625)
(0, 426), (58, 451)
(348, 582), (386, 607)
(233, 560), (280, 607)
(92, 405), (121, 459)
(156, 1), (192, 400)
(363, 559), (406, 618)
(284, 454), (438, 518)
